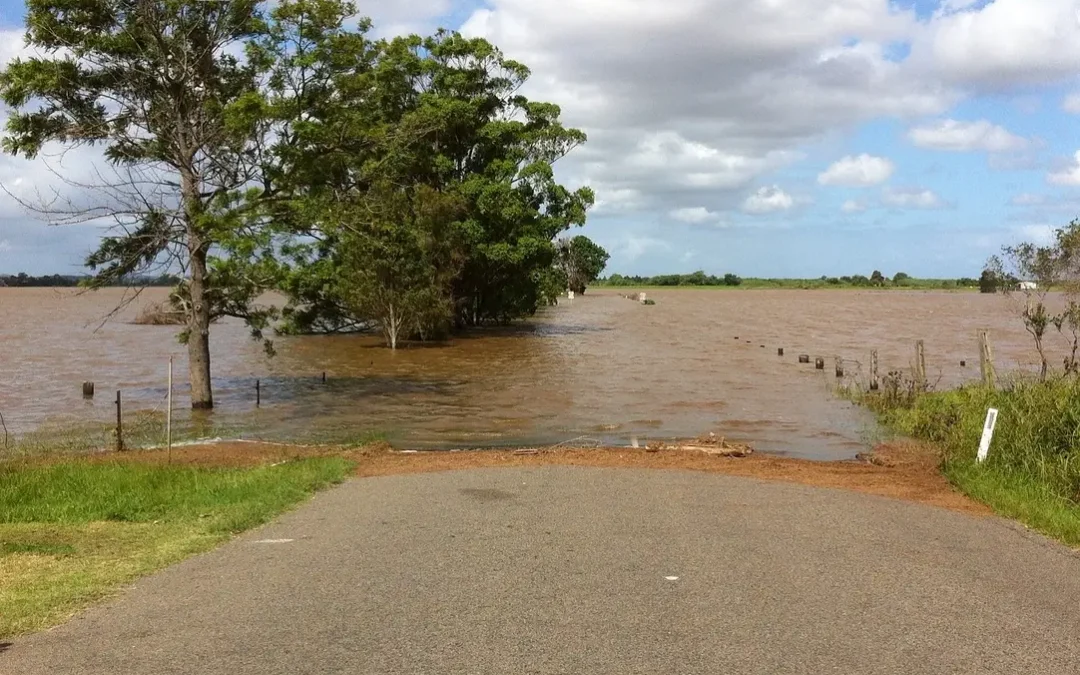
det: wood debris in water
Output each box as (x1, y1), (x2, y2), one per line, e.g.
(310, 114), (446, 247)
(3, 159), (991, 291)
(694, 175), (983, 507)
(641, 433), (754, 457)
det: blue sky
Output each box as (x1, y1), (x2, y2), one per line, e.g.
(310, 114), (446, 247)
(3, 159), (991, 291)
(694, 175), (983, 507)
(3, 0), (1080, 278)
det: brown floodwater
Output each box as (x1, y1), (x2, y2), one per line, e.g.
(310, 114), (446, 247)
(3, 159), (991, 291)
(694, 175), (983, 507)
(0, 287), (1062, 460)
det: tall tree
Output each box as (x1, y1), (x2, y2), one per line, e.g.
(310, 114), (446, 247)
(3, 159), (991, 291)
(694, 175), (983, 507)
(277, 30), (595, 335)
(0, 0), (371, 407)
(336, 183), (465, 349)
(0, 0), (275, 409)
(556, 235), (610, 295)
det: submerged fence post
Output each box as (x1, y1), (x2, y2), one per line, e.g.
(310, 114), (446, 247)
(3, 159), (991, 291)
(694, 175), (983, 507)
(82, 381), (95, 398)
(166, 357), (173, 464)
(834, 356), (844, 378)
(915, 340), (927, 389)
(256, 379), (261, 407)
(815, 357), (825, 370)
(115, 390), (124, 452)
(869, 350), (879, 391)
(979, 330), (995, 389)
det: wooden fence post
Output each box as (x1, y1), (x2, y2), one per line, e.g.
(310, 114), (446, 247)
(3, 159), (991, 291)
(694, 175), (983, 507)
(115, 390), (124, 452)
(870, 350), (879, 391)
(915, 340), (927, 389)
(256, 379), (261, 407)
(979, 330), (995, 389)
(834, 357), (844, 378)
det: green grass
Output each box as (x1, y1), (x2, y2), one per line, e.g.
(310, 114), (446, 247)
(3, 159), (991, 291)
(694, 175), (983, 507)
(0, 457), (352, 637)
(859, 377), (1080, 546)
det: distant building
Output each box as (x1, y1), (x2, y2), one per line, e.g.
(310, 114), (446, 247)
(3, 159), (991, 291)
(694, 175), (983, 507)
(1019, 281), (1038, 290)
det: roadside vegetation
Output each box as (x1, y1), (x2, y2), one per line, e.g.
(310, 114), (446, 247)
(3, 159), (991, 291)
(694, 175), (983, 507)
(596, 270), (979, 290)
(0, 454), (351, 638)
(853, 220), (1080, 547)
(857, 377), (1080, 546)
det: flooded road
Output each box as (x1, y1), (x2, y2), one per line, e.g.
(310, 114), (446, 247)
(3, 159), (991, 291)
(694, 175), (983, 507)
(0, 287), (1055, 459)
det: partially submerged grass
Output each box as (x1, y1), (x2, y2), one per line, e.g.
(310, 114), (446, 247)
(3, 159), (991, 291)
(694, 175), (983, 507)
(855, 376), (1080, 546)
(0, 456), (352, 638)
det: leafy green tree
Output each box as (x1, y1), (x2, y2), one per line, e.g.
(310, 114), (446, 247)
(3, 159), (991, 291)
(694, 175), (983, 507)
(723, 273), (742, 287)
(556, 235), (609, 294)
(979, 268), (1000, 293)
(893, 271), (911, 285)
(870, 270), (886, 286)
(336, 184), (465, 348)
(277, 30), (594, 333)
(0, 0), (287, 408)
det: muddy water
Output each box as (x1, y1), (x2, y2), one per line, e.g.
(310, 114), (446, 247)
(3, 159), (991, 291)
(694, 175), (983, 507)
(0, 287), (1057, 460)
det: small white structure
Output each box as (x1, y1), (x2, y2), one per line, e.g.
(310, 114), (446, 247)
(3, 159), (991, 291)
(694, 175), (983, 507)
(568, 290), (575, 300)
(638, 292), (647, 304)
(977, 408), (999, 463)
(1019, 281), (1038, 290)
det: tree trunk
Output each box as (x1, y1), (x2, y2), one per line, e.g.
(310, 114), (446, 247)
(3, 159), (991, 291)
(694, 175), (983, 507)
(181, 166), (213, 410)
(187, 241), (214, 409)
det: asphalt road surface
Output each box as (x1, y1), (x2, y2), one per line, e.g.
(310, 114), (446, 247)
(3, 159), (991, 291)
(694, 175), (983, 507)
(6, 467), (1080, 674)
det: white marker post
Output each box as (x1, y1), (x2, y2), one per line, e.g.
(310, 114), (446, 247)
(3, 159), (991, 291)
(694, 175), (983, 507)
(977, 408), (998, 463)
(166, 356), (173, 464)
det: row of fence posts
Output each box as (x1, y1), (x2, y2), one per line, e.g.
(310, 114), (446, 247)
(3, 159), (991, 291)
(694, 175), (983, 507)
(75, 332), (995, 455)
(776, 330), (996, 390)
(80, 363), (329, 457)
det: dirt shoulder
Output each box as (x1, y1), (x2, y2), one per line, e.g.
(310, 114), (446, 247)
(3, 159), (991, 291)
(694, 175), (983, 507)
(60, 439), (987, 516)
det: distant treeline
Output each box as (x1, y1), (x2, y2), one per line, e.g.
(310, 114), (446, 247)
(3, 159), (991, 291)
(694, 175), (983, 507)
(0, 273), (180, 287)
(596, 270), (980, 289)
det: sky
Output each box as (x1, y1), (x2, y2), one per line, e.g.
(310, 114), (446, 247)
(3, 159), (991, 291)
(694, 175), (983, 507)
(3, 0), (1080, 278)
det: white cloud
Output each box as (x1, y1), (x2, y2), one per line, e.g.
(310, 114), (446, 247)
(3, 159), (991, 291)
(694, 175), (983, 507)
(882, 187), (948, 209)
(460, 0), (953, 222)
(615, 235), (671, 262)
(590, 185), (646, 214)
(1014, 224), (1056, 246)
(1063, 92), (1080, 114)
(624, 131), (798, 190)
(669, 207), (721, 224)
(1010, 193), (1047, 206)
(841, 200), (867, 213)
(743, 186), (794, 214)
(817, 154), (894, 187)
(354, 0), (452, 37)
(914, 0), (1080, 89)
(1047, 151), (1080, 186)
(907, 119), (1030, 152)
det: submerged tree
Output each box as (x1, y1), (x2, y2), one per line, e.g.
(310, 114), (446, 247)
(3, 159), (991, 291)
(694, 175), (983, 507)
(987, 220), (1080, 380)
(556, 235), (610, 295)
(278, 30), (595, 335)
(0, 0), (387, 404)
(0, 0), (277, 409)
(336, 184), (465, 349)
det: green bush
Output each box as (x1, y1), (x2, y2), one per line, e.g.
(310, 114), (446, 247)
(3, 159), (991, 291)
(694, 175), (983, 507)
(873, 377), (1080, 503)
(860, 376), (1080, 544)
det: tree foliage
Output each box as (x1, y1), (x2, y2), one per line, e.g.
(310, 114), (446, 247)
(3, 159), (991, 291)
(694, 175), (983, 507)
(0, 0), (291, 408)
(556, 235), (609, 294)
(986, 220), (1080, 380)
(274, 28), (594, 336)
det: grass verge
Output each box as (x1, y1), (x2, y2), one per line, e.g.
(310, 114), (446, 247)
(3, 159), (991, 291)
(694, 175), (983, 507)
(856, 376), (1080, 547)
(0, 456), (351, 638)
